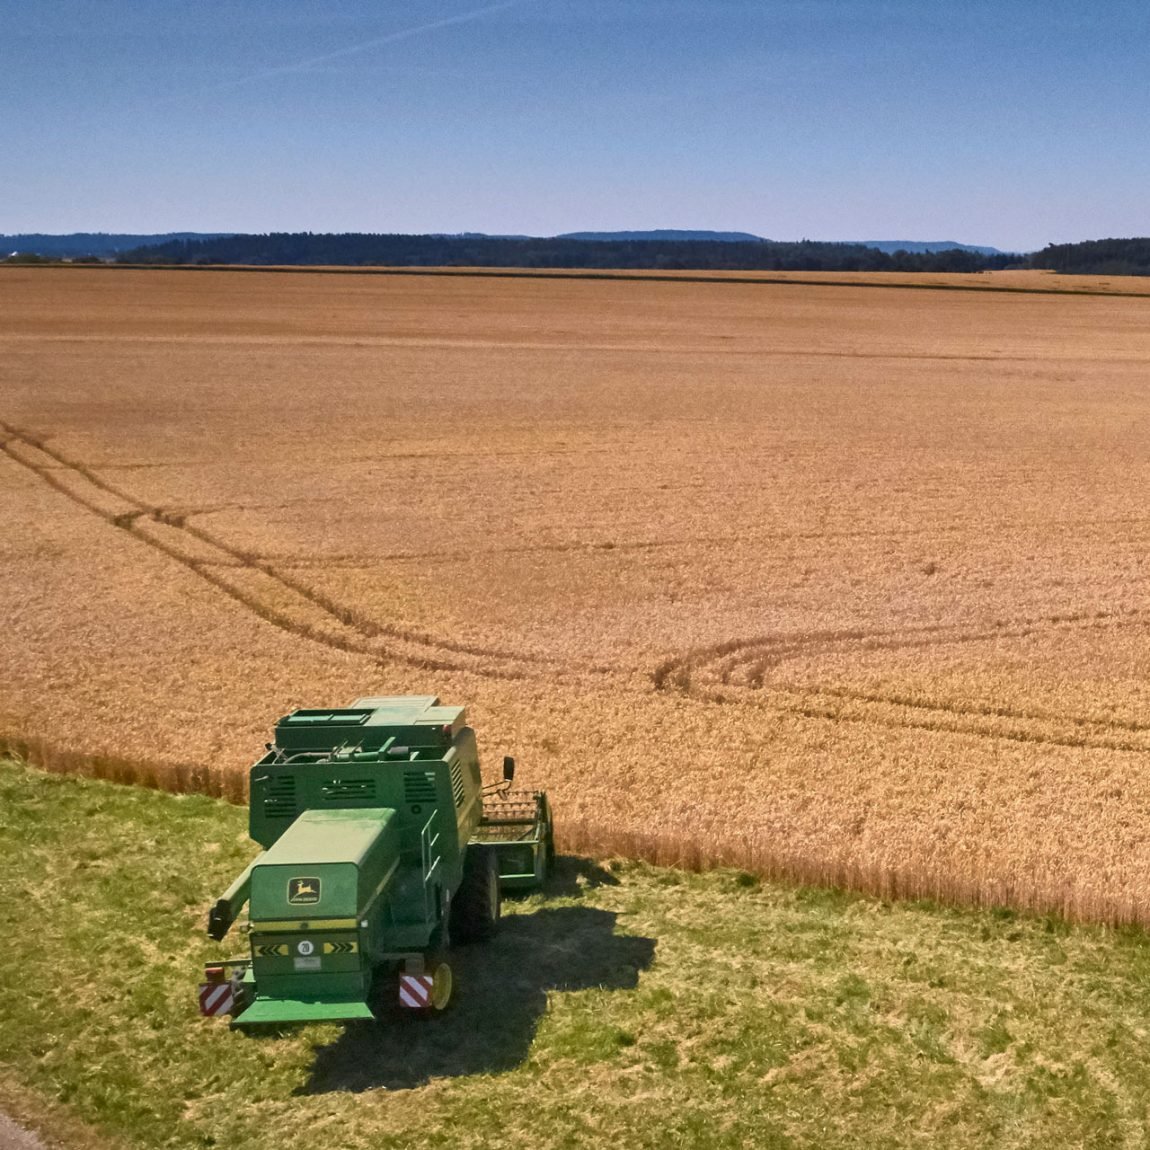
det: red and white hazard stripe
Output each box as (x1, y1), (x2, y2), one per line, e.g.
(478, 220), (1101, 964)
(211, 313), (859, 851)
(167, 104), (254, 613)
(398, 973), (434, 1008)
(199, 982), (235, 1017)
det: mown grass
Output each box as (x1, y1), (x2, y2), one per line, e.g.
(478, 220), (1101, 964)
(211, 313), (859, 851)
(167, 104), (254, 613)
(2, 757), (1150, 1149)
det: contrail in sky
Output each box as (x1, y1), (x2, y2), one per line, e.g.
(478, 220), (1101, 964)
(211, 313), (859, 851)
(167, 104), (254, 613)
(192, 0), (529, 96)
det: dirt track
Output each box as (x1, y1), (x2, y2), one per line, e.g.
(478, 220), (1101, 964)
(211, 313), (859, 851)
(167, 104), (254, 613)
(0, 1112), (48, 1150)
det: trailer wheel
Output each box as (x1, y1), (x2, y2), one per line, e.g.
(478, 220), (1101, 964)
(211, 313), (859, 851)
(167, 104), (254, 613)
(451, 847), (501, 943)
(542, 796), (556, 877)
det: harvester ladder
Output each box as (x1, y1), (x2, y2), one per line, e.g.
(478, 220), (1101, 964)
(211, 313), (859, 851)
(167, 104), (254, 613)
(419, 811), (442, 926)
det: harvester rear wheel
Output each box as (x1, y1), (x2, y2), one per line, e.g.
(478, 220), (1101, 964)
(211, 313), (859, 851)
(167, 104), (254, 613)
(451, 847), (501, 943)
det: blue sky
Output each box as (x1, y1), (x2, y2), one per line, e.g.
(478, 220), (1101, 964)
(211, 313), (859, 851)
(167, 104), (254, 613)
(2, 0), (1147, 250)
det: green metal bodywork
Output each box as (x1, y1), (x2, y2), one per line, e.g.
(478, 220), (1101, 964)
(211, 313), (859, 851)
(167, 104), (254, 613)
(245, 809), (399, 1011)
(206, 695), (551, 1027)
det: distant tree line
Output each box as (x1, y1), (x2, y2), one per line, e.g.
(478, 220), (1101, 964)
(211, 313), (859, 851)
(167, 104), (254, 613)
(1029, 238), (1150, 276)
(0, 232), (234, 259)
(12, 233), (1150, 275)
(114, 232), (1021, 273)
(1, 252), (104, 264)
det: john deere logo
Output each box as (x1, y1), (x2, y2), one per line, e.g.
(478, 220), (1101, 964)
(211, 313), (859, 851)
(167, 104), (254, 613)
(288, 877), (321, 905)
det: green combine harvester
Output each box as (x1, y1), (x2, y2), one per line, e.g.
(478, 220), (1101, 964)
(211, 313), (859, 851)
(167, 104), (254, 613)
(199, 696), (553, 1026)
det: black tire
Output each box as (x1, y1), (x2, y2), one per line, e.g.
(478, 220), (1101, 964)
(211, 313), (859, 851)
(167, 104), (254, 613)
(543, 796), (556, 870)
(533, 801), (555, 886)
(450, 847), (501, 943)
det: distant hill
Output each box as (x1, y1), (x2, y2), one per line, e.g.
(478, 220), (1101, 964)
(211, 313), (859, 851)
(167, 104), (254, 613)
(849, 240), (1007, 256)
(557, 232), (1012, 254)
(3, 231), (1018, 262)
(1, 233), (233, 259)
(557, 229), (767, 243)
(113, 232), (1017, 274)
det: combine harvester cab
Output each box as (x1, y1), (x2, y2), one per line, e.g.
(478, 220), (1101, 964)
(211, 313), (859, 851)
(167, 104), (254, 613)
(200, 696), (552, 1028)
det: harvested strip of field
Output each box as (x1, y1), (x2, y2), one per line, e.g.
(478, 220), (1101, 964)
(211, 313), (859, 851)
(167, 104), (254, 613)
(2, 267), (1150, 922)
(5, 761), (1150, 1150)
(50, 261), (1150, 296)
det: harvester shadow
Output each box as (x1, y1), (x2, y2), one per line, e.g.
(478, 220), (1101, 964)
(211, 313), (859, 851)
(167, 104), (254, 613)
(544, 855), (621, 896)
(303, 901), (656, 1093)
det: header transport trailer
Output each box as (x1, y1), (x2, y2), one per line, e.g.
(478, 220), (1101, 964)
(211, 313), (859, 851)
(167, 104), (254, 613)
(199, 696), (553, 1026)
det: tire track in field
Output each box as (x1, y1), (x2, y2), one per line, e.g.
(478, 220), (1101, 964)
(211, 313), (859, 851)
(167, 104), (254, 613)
(0, 421), (557, 678)
(653, 617), (1150, 753)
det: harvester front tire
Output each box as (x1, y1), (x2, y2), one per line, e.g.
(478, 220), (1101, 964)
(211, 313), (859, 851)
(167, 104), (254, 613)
(451, 848), (501, 943)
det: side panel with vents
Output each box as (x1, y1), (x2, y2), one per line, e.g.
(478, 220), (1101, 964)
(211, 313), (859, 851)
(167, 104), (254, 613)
(321, 778), (377, 803)
(262, 774), (298, 822)
(403, 770), (437, 805)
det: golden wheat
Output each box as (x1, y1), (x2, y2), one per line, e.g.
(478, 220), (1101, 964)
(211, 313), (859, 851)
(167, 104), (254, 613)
(3, 265), (1150, 923)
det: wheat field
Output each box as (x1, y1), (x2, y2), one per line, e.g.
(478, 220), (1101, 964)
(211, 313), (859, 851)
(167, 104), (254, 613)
(3, 266), (1150, 922)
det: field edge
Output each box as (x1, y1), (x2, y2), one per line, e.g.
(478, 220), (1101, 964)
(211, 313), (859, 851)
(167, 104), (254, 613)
(5, 732), (1146, 930)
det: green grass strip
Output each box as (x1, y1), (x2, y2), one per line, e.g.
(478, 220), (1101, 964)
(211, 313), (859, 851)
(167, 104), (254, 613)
(3, 758), (1150, 1148)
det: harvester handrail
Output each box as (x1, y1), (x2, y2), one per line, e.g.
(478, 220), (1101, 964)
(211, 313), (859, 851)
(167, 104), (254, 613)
(419, 811), (442, 926)
(270, 749), (329, 764)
